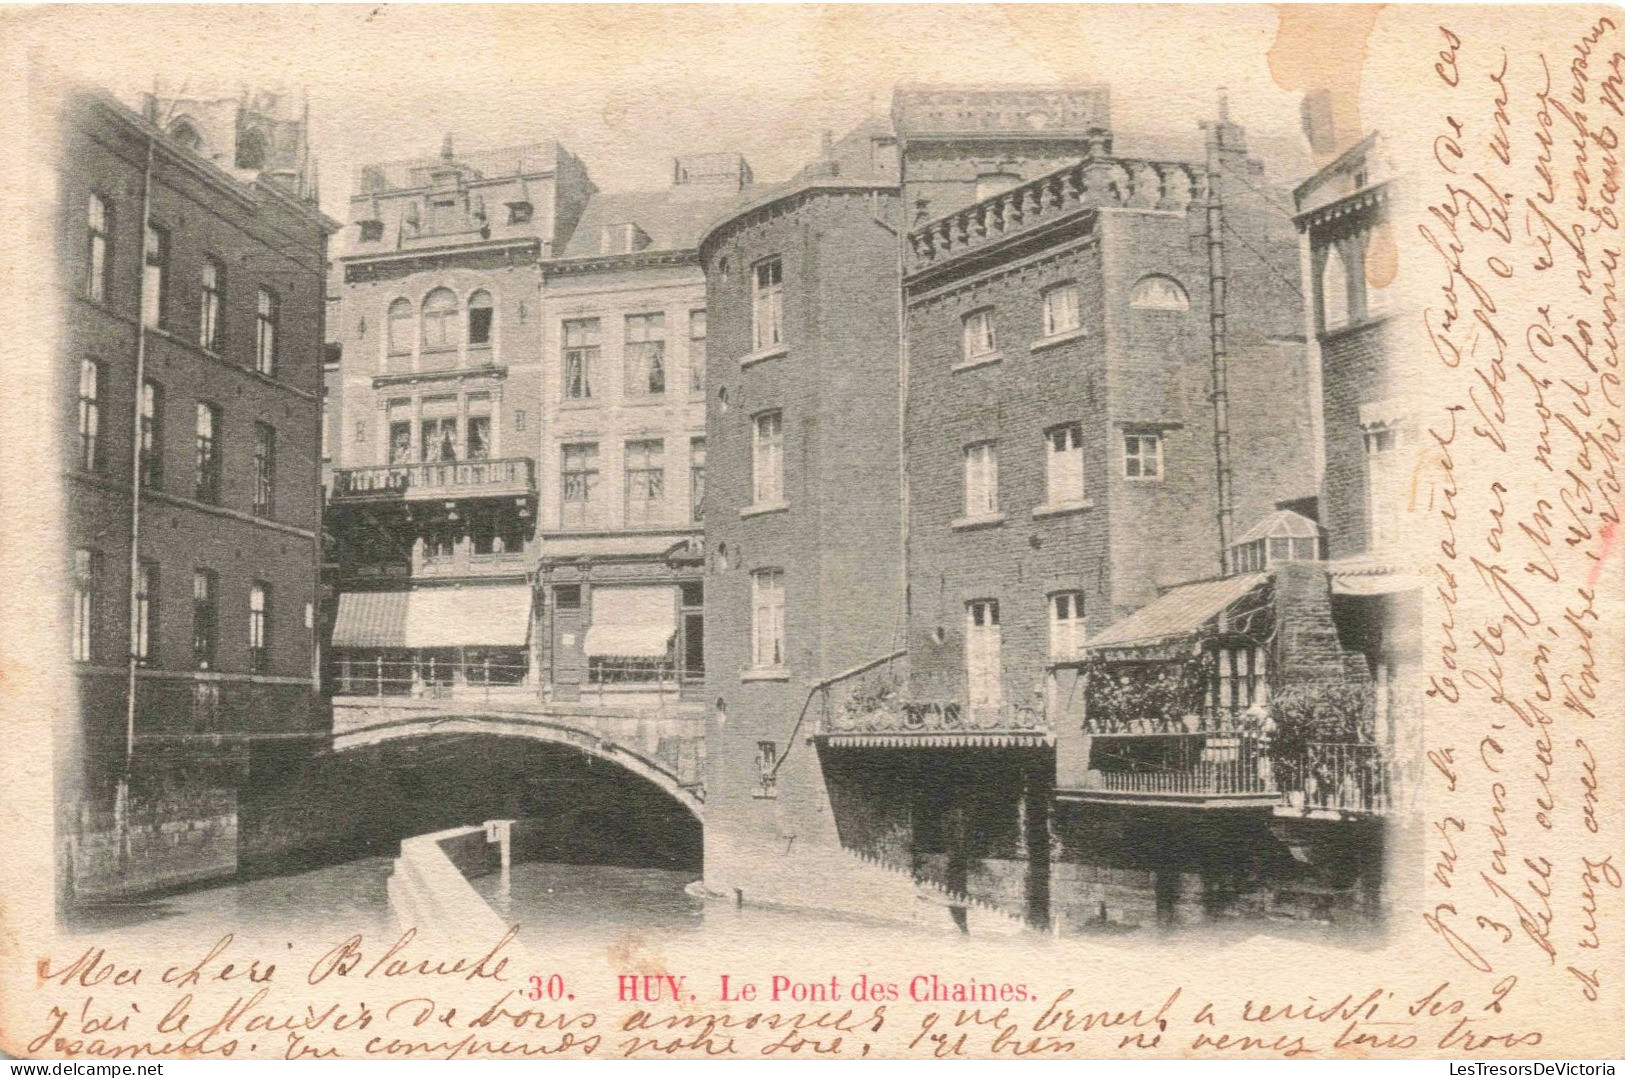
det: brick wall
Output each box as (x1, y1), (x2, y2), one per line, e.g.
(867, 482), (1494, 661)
(700, 187), (906, 889)
(1318, 319), (1393, 559)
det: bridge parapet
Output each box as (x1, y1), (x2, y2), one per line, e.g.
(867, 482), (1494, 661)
(331, 695), (708, 817)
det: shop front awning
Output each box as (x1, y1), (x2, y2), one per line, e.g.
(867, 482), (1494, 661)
(332, 586), (532, 649)
(1084, 572), (1269, 661)
(582, 585), (677, 658)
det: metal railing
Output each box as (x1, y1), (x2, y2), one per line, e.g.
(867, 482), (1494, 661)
(1281, 741), (1391, 815)
(331, 457), (536, 499)
(1090, 733), (1274, 797)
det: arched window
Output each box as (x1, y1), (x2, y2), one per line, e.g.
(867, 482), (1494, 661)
(1321, 245), (1351, 331)
(421, 288), (459, 352)
(235, 128), (268, 171)
(168, 119), (203, 153)
(1129, 274), (1189, 311)
(386, 298), (413, 355)
(467, 290), (493, 347)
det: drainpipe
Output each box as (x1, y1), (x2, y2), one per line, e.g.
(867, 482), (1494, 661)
(1202, 93), (1236, 574)
(117, 132), (157, 857)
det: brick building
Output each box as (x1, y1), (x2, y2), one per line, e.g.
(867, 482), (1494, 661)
(325, 137), (594, 696)
(58, 90), (334, 902)
(1292, 132), (1418, 746)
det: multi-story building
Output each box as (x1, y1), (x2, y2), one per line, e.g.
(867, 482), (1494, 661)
(324, 138), (593, 697)
(1292, 132), (1417, 750)
(57, 90), (333, 903)
(532, 155), (748, 706)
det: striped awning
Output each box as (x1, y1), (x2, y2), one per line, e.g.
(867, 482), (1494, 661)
(332, 586), (532, 649)
(1085, 573), (1269, 658)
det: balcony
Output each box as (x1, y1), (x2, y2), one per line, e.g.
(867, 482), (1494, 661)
(331, 457), (535, 503)
(810, 654), (1052, 749)
(1068, 732), (1280, 809)
(1274, 741), (1392, 819)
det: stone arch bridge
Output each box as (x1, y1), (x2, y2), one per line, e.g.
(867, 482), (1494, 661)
(331, 693), (708, 820)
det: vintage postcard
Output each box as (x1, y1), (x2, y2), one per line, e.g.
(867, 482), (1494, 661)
(0, 3), (1620, 1062)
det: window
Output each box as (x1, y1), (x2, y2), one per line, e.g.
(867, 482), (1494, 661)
(751, 569), (785, 670)
(248, 582), (270, 673)
(421, 418), (457, 462)
(142, 221), (168, 328)
(755, 741), (779, 799)
(507, 201), (533, 225)
(1049, 592), (1086, 661)
(255, 287), (279, 375)
(421, 287), (459, 351)
(134, 560), (158, 665)
(235, 129), (267, 170)
(689, 436), (706, 523)
(76, 358), (101, 472)
(963, 442), (998, 515)
(624, 439), (665, 527)
(752, 411), (784, 505)
(1215, 645), (1269, 718)
(1322, 246), (1350, 331)
(688, 310), (707, 393)
(253, 422), (276, 516)
(199, 258), (224, 351)
(320, 392), (332, 462)
(192, 569), (217, 670)
(553, 584), (582, 610)
(1124, 432), (1162, 480)
(468, 290), (493, 347)
(195, 403), (221, 502)
(965, 599), (1002, 708)
(563, 318), (599, 400)
(963, 308), (997, 360)
(466, 394), (492, 460)
(387, 297), (413, 356)
(625, 313), (666, 396)
(85, 194), (112, 302)
(752, 258), (783, 350)
(72, 548), (99, 662)
(139, 380), (163, 489)
(1045, 423), (1085, 505)
(388, 421), (413, 465)
(1365, 424), (1402, 549)
(359, 220), (384, 243)
(418, 396), (458, 463)
(470, 506), (526, 556)
(1042, 281), (1080, 337)
(560, 442), (600, 530)
(1129, 275), (1189, 311)
(423, 525), (457, 561)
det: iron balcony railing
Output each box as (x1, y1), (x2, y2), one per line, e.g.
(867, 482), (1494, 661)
(1281, 741), (1392, 816)
(1089, 733), (1274, 798)
(331, 457), (536, 501)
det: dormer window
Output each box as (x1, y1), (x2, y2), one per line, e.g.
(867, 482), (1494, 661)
(599, 223), (651, 256)
(507, 201), (533, 225)
(359, 220), (384, 243)
(168, 119), (203, 153)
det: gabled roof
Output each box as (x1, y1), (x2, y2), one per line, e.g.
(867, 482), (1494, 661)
(560, 186), (746, 259)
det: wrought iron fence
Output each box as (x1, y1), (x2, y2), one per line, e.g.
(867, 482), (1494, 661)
(1282, 741), (1391, 815)
(1089, 733), (1274, 797)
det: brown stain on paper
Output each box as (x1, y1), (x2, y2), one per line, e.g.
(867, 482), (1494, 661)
(1267, 4), (1384, 164)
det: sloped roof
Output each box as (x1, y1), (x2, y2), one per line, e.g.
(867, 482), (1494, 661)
(1234, 509), (1322, 546)
(561, 186), (746, 259)
(1086, 573), (1269, 653)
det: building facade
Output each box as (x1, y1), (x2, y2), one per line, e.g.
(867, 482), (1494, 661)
(532, 160), (747, 708)
(324, 138), (593, 697)
(58, 90), (333, 903)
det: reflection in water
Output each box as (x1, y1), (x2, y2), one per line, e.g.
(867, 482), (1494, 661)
(471, 863), (704, 949)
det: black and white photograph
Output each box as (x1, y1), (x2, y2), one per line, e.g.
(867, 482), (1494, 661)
(3, 3), (1620, 1063)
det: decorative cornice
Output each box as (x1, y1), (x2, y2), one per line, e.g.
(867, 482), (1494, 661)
(1293, 181), (1392, 233)
(542, 249), (699, 276)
